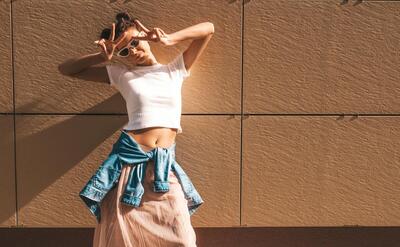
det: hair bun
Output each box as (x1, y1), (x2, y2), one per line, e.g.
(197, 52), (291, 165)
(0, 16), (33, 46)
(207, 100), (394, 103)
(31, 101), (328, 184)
(100, 28), (111, 40)
(110, 11), (137, 39)
(116, 11), (131, 22)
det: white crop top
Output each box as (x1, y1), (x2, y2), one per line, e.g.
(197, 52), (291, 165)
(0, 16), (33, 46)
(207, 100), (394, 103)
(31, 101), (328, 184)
(105, 52), (190, 134)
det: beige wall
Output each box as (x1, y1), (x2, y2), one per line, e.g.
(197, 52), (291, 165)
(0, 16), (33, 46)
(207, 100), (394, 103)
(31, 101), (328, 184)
(0, 0), (399, 228)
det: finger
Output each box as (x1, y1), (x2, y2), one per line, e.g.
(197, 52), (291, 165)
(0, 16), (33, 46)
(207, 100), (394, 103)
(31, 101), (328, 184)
(159, 29), (167, 36)
(138, 31), (146, 38)
(130, 35), (149, 41)
(99, 42), (107, 55)
(114, 31), (128, 47)
(158, 28), (167, 38)
(154, 28), (163, 41)
(110, 23), (115, 41)
(94, 39), (104, 46)
(134, 19), (150, 33)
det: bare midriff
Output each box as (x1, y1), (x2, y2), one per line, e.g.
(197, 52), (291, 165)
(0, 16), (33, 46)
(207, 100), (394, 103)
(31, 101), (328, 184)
(123, 126), (178, 153)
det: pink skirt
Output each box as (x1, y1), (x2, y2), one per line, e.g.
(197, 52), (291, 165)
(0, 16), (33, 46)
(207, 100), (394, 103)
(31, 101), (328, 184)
(92, 160), (197, 247)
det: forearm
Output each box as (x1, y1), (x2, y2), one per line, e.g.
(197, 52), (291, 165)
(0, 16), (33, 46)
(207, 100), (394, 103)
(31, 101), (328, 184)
(59, 52), (107, 75)
(168, 22), (214, 45)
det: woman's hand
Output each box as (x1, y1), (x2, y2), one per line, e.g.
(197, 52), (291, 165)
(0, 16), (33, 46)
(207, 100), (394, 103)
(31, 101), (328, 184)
(132, 20), (175, 46)
(94, 23), (123, 61)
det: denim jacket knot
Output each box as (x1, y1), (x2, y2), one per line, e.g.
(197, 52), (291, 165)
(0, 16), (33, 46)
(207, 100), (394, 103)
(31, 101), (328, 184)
(79, 130), (204, 223)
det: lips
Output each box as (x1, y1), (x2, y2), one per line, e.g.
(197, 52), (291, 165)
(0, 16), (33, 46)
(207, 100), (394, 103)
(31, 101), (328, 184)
(135, 52), (144, 59)
(130, 50), (146, 63)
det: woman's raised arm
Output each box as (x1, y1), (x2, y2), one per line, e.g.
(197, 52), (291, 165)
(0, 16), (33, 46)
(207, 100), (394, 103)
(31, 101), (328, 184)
(133, 20), (215, 73)
(164, 22), (215, 73)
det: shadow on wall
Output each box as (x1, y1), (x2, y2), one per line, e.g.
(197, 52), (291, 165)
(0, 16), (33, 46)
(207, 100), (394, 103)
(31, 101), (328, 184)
(0, 94), (127, 224)
(0, 116), (15, 225)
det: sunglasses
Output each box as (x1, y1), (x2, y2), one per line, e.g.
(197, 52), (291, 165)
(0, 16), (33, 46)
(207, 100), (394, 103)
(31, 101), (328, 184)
(115, 39), (140, 57)
(115, 30), (146, 57)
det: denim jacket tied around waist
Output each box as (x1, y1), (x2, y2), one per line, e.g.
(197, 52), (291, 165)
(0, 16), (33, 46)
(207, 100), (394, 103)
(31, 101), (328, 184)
(79, 130), (204, 223)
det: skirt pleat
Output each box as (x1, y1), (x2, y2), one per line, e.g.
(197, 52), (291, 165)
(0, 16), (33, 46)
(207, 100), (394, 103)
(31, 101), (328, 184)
(92, 160), (197, 247)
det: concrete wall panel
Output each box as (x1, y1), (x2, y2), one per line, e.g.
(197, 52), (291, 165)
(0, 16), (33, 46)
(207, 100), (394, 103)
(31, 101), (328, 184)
(16, 115), (127, 226)
(16, 114), (240, 226)
(242, 116), (400, 226)
(3, 0), (399, 231)
(13, 0), (241, 114)
(0, 116), (16, 226)
(0, 1), (13, 113)
(180, 115), (241, 226)
(244, 0), (400, 113)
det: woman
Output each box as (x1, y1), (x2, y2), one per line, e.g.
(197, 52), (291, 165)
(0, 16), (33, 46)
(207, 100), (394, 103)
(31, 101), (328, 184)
(60, 11), (214, 247)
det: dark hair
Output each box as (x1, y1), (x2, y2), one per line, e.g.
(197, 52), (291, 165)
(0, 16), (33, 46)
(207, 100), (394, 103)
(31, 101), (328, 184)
(100, 11), (138, 40)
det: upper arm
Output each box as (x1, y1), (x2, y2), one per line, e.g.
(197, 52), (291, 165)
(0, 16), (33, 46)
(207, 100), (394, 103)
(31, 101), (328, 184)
(182, 31), (214, 73)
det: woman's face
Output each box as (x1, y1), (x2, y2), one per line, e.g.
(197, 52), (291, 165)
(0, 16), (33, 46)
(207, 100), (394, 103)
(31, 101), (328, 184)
(114, 26), (154, 65)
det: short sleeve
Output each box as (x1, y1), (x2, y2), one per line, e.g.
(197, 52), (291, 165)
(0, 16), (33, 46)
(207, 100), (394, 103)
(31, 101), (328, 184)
(167, 52), (190, 82)
(105, 64), (127, 87)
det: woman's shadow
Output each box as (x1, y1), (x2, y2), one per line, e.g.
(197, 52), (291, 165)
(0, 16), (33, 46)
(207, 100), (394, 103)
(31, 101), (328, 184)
(0, 61), (128, 225)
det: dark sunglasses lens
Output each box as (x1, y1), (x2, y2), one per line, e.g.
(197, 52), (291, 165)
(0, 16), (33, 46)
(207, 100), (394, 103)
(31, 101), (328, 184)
(131, 40), (139, 47)
(119, 48), (129, 57)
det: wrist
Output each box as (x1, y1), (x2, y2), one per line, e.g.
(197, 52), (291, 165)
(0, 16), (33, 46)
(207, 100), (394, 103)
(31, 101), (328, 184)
(164, 35), (178, 46)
